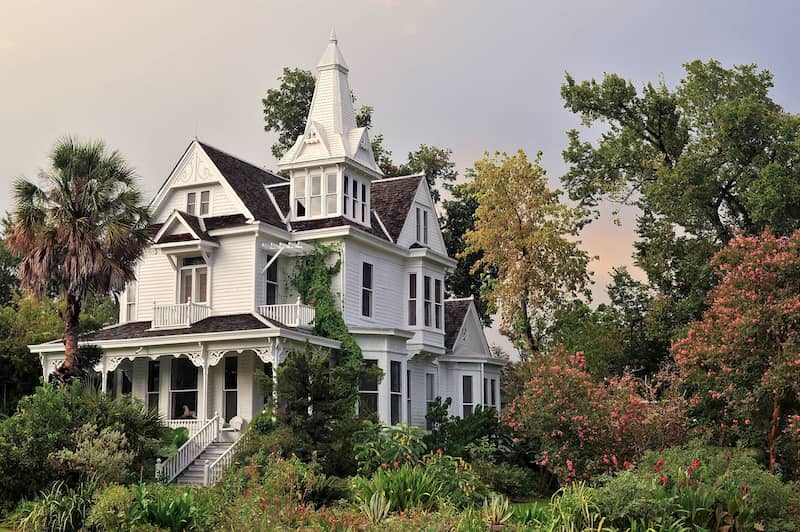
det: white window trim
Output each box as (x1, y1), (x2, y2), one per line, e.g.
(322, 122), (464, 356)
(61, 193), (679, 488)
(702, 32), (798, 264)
(223, 355), (238, 422)
(178, 260), (210, 305)
(425, 372), (437, 430)
(169, 358), (198, 420)
(462, 375), (475, 417)
(361, 262), (373, 318)
(390, 360), (402, 426)
(407, 272), (417, 326)
(423, 275), (432, 327)
(434, 279), (443, 329)
(199, 190), (212, 216)
(264, 255), (279, 305)
(294, 168), (340, 220)
(146, 359), (159, 411)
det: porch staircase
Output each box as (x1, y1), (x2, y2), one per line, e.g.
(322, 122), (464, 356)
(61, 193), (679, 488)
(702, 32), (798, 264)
(175, 441), (233, 485)
(156, 413), (244, 486)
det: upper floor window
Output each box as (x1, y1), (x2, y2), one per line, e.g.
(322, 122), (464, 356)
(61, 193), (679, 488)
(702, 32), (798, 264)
(343, 176), (349, 216)
(346, 175), (368, 223)
(415, 207), (429, 244)
(408, 273), (417, 326)
(126, 281), (137, 321)
(361, 183), (367, 222)
(186, 190), (210, 216)
(295, 172), (337, 218)
(361, 262), (373, 317)
(423, 276), (432, 327)
(326, 173), (338, 214)
(434, 279), (443, 329)
(310, 174), (322, 216)
(294, 175), (307, 217)
(265, 256), (278, 305)
(179, 256), (208, 304)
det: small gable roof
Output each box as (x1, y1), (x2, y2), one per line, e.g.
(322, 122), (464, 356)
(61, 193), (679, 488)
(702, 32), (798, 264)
(444, 298), (472, 350)
(197, 141), (288, 229)
(153, 210), (215, 244)
(371, 174), (424, 241)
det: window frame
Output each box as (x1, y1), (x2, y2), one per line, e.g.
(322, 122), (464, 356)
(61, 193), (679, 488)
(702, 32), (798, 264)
(423, 276), (432, 327)
(359, 359), (379, 416)
(265, 255), (278, 305)
(147, 360), (159, 412)
(325, 172), (338, 215)
(425, 372), (436, 430)
(186, 192), (197, 215)
(170, 357), (198, 420)
(408, 273), (417, 326)
(361, 262), (373, 318)
(126, 281), (137, 321)
(434, 279), (443, 329)
(423, 210), (429, 244)
(390, 361), (402, 425)
(223, 356), (238, 422)
(462, 375), (474, 417)
(309, 173), (322, 216)
(199, 190), (210, 216)
(490, 378), (497, 407)
(178, 257), (209, 304)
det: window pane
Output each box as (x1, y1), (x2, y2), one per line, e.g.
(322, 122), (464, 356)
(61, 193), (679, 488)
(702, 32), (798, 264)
(147, 393), (159, 411)
(435, 280), (442, 303)
(182, 256), (206, 266)
(424, 276), (431, 300)
(390, 395), (401, 425)
(180, 270), (193, 303)
(266, 258), (278, 282)
(195, 267), (208, 303)
(121, 370), (132, 395)
(416, 208), (421, 241)
(147, 360), (160, 392)
(294, 176), (306, 198)
(326, 194), (337, 214)
(484, 378), (488, 405)
(266, 283), (277, 305)
(463, 375), (473, 403)
(353, 181), (358, 199)
(310, 196), (322, 216)
(362, 290), (372, 317)
(326, 173), (337, 193)
(423, 210), (429, 243)
(491, 379), (497, 406)
(362, 184), (366, 202)
(311, 175), (321, 195)
(360, 360), (378, 391)
(463, 404), (473, 417)
(426, 373), (435, 401)
(186, 192), (196, 214)
(408, 300), (416, 326)
(296, 198), (306, 217)
(171, 357), (198, 390)
(363, 263), (373, 288)
(359, 393), (378, 415)
(200, 191), (210, 215)
(390, 361), (401, 393)
(224, 390), (238, 421)
(224, 356), (238, 390)
(343, 176), (349, 195)
(172, 391), (197, 419)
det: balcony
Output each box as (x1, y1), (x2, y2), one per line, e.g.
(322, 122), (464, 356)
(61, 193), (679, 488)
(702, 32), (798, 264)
(258, 303), (315, 329)
(152, 301), (211, 329)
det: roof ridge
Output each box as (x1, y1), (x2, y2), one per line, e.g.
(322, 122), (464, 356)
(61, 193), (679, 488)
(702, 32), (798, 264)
(374, 173), (424, 183)
(445, 296), (474, 302)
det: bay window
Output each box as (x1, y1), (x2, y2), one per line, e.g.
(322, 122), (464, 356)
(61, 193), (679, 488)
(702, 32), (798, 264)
(390, 361), (402, 425)
(408, 273), (417, 326)
(359, 359), (379, 415)
(423, 276), (432, 327)
(435, 279), (443, 329)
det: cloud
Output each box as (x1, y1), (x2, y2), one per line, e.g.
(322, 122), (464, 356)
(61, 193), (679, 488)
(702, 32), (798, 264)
(0, 39), (16, 50)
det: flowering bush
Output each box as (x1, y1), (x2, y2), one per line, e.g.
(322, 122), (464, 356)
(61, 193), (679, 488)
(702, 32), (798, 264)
(673, 230), (800, 475)
(503, 347), (680, 483)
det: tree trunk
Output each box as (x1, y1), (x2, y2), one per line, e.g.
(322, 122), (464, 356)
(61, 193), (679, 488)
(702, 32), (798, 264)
(63, 293), (81, 371)
(768, 393), (782, 474)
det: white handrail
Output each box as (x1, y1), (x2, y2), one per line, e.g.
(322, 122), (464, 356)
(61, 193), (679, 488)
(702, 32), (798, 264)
(152, 301), (210, 329)
(204, 433), (246, 486)
(164, 418), (206, 438)
(258, 303), (315, 328)
(156, 413), (220, 483)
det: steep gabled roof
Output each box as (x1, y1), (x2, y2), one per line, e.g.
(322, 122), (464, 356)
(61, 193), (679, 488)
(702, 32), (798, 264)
(153, 210), (215, 244)
(197, 142), (288, 229)
(370, 174), (424, 241)
(444, 298), (472, 350)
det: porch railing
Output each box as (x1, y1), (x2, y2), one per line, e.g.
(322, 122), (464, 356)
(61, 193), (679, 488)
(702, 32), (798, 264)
(258, 303), (315, 328)
(164, 418), (206, 438)
(152, 301), (210, 329)
(204, 431), (248, 486)
(156, 413), (220, 483)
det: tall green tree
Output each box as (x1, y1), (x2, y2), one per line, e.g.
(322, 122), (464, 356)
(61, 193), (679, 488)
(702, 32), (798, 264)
(463, 150), (593, 356)
(0, 239), (19, 308)
(561, 59), (800, 344)
(396, 145), (458, 203)
(5, 138), (150, 381)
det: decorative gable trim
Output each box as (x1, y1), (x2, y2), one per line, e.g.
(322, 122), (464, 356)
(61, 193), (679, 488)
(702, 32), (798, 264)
(150, 140), (255, 222)
(153, 210), (206, 243)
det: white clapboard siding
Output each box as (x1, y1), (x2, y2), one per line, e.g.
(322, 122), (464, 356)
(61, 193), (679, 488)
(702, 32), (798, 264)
(407, 358), (438, 428)
(395, 179), (448, 255)
(137, 250), (178, 321)
(210, 234), (256, 314)
(342, 240), (405, 329)
(153, 183), (239, 223)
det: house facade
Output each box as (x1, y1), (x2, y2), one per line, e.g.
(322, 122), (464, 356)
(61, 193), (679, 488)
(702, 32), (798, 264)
(29, 33), (504, 442)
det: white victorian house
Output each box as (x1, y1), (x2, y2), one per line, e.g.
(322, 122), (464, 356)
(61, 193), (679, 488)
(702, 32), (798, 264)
(29, 32), (504, 484)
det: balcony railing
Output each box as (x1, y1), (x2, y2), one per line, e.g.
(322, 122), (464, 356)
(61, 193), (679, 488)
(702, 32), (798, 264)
(152, 301), (210, 329)
(258, 303), (315, 329)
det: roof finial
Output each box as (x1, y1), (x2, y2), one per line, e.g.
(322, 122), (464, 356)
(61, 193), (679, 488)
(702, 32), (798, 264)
(329, 28), (337, 43)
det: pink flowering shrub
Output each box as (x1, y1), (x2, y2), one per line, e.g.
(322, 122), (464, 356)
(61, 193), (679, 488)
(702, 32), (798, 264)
(503, 347), (670, 484)
(673, 230), (800, 475)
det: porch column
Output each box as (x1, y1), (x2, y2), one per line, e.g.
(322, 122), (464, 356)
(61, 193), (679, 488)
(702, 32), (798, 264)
(100, 359), (108, 394)
(201, 363), (209, 420)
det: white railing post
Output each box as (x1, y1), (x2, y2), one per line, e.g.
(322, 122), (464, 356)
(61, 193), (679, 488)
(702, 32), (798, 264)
(203, 459), (210, 486)
(157, 413), (220, 483)
(155, 457), (163, 479)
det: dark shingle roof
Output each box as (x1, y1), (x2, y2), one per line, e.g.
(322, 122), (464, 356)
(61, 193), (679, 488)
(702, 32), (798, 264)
(178, 212), (213, 241)
(85, 314), (273, 341)
(203, 213), (249, 231)
(268, 184), (290, 219)
(291, 214), (390, 241)
(198, 142), (288, 229)
(444, 299), (472, 350)
(371, 175), (423, 241)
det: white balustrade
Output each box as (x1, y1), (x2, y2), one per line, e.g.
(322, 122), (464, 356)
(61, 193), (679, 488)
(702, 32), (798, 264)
(258, 303), (315, 328)
(204, 433), (246, 486)
(152, 300), (210, 329)
(156, 413), (221, 483)
(164, 418), (206, 438)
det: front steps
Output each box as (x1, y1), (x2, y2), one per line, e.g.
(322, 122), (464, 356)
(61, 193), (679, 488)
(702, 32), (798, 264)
(175, 441), (233, 486)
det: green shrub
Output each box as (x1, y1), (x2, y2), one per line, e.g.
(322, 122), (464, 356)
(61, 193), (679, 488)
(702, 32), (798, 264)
(16, 479), (98, 532)
(353, 421), (427, 475)
(127, 483), (207, 532)
(85, 483), (133, 531)
(473, 460), (542, 500)
(424, 402), (505, 459)
(48, 423), (135, 483)
(352, 464), (443, 512)
(422, 451), (489, 508)
(0, 383), (164, 509)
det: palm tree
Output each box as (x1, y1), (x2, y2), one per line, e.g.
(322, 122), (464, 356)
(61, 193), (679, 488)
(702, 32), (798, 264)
(6, 137), (150, 381)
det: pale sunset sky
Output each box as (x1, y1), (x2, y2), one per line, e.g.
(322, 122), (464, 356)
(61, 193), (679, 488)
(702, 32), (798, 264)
(1, 1), (799, 354)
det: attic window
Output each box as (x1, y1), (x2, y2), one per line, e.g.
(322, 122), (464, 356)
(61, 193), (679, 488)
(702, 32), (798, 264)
(304, 129), (319, 144)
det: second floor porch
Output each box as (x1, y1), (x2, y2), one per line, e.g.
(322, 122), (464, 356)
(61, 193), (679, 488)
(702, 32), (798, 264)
(149, 300), (316, 330)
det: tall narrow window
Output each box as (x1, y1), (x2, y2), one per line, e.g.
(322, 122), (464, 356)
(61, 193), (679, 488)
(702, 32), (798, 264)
(425, 373), (436, 430)
(343, 176), (350, 216)
(199, 190), (210, 215)
(416, 208), (421, 242)
(359, 360), (379, 415)
(406, 369), (412, 423)
(490, 378), (497, 407)
(265, 256), (278, 305)
(186, 192), (196, 215)
(352, 179), (359, 221)
(483, 377), (489, 406)
(310, 174), (322, 216)
(294, 175), (307, 217)
(326, 173), (338, 214)
(147, 360), (159, 411)
(362, 262), (373, 317)
(434, 279), (443, 329)
(170, 357), (198, 419)
(361, 183), (367, 222)
(423, 276), (432, 327)
(224, 356), (238, 422)
(408, 273), (417, 326)
(462, 375), (474, 417)
(390, 361), (402, 425)
(126, 281), (137, 321)
(423, 210), (429, 244)
(179, 257), (208, 304)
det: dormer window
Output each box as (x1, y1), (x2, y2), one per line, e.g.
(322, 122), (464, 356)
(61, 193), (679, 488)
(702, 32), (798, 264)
(416, 207), (429, 244)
